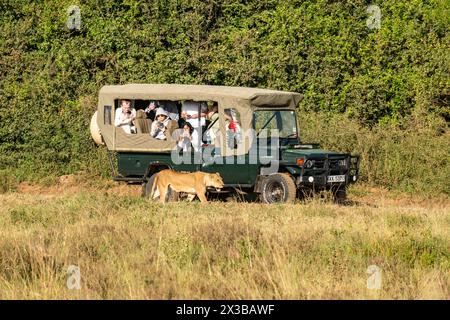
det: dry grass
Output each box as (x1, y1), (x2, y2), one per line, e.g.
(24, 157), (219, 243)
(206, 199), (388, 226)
(0, 183), (448, 300)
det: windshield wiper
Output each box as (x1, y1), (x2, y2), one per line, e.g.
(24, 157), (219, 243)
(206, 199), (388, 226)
(282, 133), (298, 139)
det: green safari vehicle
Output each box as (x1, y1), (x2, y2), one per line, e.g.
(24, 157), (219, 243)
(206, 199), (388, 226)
(90, 84), (359, 203)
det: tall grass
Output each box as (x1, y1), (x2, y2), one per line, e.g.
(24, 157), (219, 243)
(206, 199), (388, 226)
(299, 112), (449, 196)
(0, 190), (448, 299)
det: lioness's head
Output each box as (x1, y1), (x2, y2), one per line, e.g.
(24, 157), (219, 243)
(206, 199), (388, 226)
(206, 173), (224, 190)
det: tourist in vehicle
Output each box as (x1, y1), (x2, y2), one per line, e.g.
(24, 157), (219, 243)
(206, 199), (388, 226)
(162, 100), (180, 121)
(114, 99), (136, 134)
(144, 100), (157, 121)
(205, 103), (220, 144)
(179, 110), (191, 129)
(207, 103), (218, 122)
(182, 101), (207, 128)
(150, 108), (170, 140)
(177, 122), (194, 152)
(225, 108), (242, 149)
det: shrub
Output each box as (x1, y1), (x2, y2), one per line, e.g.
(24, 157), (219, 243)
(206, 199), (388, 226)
(299, 112), (449, 195)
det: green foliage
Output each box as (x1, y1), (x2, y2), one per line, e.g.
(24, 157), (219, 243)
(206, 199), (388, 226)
(0, 0), (448, 192)
(299, 111), (450, 195)
(0, 169), (17, 193)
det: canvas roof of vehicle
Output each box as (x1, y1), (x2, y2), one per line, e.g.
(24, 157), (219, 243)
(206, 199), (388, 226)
(99, 84), (302, 107)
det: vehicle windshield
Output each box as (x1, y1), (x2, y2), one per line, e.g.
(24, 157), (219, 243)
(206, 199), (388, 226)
(253, 110), (298, 139)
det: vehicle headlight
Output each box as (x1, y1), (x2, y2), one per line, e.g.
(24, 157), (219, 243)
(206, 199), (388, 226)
(305, 160), (315, 168)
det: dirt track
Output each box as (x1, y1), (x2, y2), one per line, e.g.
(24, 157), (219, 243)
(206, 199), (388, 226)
(15, 174), (450, 210)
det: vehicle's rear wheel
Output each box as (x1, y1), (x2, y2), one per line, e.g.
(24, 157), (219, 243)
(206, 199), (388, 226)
(260, 173), (296, 204)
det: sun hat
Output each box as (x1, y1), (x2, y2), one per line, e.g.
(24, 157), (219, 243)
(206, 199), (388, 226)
(155, 107), (168, 118)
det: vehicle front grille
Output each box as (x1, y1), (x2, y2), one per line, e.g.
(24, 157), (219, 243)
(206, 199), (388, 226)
(312, 160), (325, 169)
(304, 158), (347, 175)
(329, 159), (339, 170)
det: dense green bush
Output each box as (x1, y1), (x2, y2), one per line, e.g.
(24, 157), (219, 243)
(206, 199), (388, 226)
(0, 0), (448, 194)
(299, 112), (449, 195)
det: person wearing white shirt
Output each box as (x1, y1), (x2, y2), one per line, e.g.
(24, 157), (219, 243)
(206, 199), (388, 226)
(181, 101), (207, 151)
(182, 101), (207, 128)
(114, 99), (136, 134)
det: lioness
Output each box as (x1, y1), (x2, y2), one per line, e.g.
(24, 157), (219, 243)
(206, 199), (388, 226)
(150, 169), (224, 203)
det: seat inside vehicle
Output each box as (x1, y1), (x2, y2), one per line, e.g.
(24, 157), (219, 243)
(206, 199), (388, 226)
(134, 109), (152, 134)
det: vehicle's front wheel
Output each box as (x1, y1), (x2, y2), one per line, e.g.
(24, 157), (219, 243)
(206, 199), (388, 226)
(333, 186), (347, 204)
(260, 173), (297, 204)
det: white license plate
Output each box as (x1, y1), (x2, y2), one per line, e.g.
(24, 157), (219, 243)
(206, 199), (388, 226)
(327, 175), (346, 183)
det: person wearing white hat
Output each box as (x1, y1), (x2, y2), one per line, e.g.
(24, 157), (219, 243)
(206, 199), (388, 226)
(150, 107), (170, 140)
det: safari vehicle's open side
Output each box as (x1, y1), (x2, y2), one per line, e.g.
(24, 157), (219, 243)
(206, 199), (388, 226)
(91, 84), (359, 203)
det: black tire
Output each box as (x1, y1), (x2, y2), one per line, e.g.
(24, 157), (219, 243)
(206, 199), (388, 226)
(260, 173), (297, 204)
(333, 187), (347, 204)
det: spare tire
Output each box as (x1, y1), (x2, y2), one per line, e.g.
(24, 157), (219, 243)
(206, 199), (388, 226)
(90, 111), (104, 145)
